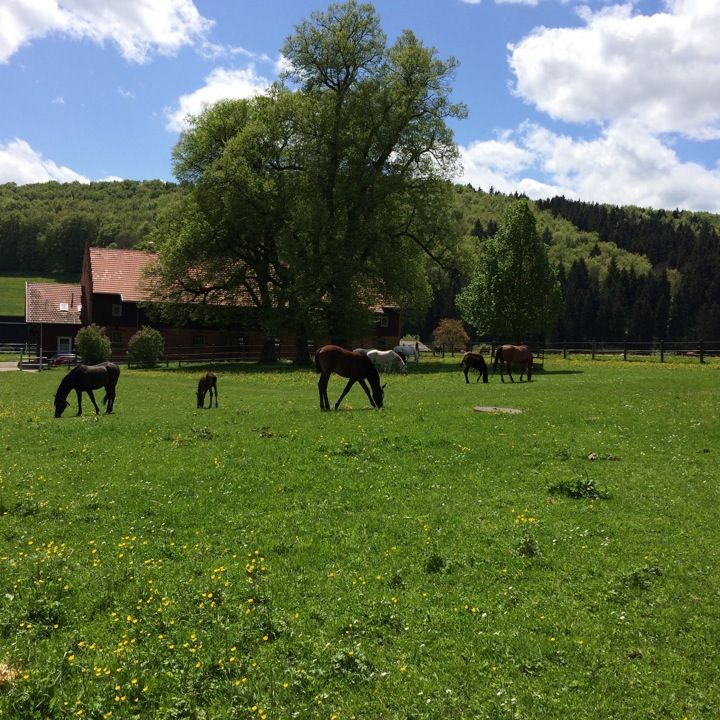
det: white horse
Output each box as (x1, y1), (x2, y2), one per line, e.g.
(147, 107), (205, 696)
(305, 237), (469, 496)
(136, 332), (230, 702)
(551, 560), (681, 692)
(366, 349), (407, 374)
(394, 343), (419, 364)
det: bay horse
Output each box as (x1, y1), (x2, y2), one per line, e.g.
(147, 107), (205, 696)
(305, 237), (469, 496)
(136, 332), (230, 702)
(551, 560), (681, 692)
(197, 372), (218, 408)
(315, 345), (385, 410)
(460, 352), (489, 383)
(493, 344), (533, 383)
(54, 362), (120, 417)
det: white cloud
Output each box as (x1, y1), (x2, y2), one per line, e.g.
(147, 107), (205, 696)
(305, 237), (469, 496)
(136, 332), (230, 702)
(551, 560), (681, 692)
(458, 121), (720, 212)
(165, 65), (271, 132)
(0, 138), (88, 184)
(508, 1), (720, 139)
(0, 0), (212, 64)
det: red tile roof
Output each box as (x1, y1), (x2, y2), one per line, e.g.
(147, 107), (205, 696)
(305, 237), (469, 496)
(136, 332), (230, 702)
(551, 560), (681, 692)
(89, 247), (157, 301)
(26, 283), (82, 324)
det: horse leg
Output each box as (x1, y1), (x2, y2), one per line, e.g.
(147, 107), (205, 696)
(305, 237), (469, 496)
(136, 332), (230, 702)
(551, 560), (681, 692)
(106, 390), (115, 413)
(507, 363), (515, 383)
(357, 378), (376, 408)
(499, 361), (505, 383)
(213, 384), (218, 407)
(318, 373), (330, 410)
(463, 364), (470, 384)
(334, 378), (357, 410)
(75, 388), (83, 415)
(87, 389), (101, 414)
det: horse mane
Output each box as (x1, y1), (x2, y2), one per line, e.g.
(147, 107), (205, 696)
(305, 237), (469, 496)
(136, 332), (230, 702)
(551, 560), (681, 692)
(361, 354), (382, 385)
(55, 366), (81, 399)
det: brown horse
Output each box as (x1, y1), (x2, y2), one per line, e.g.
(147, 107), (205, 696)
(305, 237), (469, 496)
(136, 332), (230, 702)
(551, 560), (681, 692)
(493, 344), (533, 382)
(315, 345), (385, 410)
(54, 362), (120, 417)
(460, 352), (489, 383)
(197, 372), (218, 408)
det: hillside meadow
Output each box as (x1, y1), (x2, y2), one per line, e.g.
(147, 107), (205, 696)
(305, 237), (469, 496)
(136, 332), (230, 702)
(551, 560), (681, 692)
(0, 357), (718, 719)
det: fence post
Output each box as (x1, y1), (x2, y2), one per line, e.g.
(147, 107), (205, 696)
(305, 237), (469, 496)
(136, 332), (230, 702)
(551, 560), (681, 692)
(700, 339), (704, 364)
(563, 342), (567, 360)
(623, 339), (628, 361)
(660, 341), (664, 363)
(592, 341), (596, 360)
(442, 344), (445, 358)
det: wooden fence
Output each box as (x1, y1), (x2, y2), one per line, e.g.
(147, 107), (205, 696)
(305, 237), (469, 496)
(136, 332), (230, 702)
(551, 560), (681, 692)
(120, 341), (303, 368)
(543, 339), (719, 363)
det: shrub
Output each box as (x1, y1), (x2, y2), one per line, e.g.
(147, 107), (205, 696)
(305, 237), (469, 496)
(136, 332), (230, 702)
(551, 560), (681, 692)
(549, 475), (610, 500)
(75, 324), (111, 365)
(432, 318), (469, 351)
(128, 326), (165, 367)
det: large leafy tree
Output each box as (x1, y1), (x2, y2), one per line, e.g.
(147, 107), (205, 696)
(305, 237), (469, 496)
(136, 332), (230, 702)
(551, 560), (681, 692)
(456, 200), (561, 340)
(148, 0), (466, 357)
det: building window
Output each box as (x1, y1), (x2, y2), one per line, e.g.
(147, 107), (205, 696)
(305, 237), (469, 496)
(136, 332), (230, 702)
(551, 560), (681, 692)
(378, 316), (389, 328)
(109, 330), (123, 346)
(193, 334), (205, 346)
(59, 302), (69, 312)
(112, 303), (122, 317)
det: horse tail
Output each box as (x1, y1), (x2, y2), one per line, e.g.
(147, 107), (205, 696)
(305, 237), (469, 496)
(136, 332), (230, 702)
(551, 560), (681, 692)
(482, 357), (489, 383)
(314, 351), (322, 374)
(493, 346), (502, 372)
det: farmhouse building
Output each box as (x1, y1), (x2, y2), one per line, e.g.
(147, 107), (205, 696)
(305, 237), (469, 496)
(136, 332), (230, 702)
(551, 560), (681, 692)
(25, 282), (83, 357)
(20, 247), (401, 360)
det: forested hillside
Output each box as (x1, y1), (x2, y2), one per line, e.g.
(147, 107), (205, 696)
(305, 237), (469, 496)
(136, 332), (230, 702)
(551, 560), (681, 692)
(0, 180), (179, 274)
(1, 180), (718, 341)
(431, 187), (719, 342)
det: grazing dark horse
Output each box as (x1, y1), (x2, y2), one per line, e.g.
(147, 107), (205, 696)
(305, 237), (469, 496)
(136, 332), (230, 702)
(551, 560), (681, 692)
(493, 344), (533, 383)
(460, 352), (489, 383)
(54, 362), (120, 417)
(315, 345), (385, 410)
(197, 372), (218, 408)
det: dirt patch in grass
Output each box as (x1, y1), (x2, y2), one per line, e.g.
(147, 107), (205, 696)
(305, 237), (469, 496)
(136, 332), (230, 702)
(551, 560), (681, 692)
(473, 406), (523, 414)
(0, 662), (19, 686)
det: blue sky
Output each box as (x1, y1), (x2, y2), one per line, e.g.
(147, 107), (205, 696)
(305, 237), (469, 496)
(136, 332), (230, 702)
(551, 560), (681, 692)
(2, 0), (720, 211)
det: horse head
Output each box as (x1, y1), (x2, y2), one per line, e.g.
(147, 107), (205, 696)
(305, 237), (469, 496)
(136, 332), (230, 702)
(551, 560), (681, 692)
(54, 396), (70, 418)
(372, 383), (386, 409)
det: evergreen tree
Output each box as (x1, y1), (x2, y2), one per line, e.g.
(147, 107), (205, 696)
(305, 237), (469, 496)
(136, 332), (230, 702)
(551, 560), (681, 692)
(456, 200), (561, 339)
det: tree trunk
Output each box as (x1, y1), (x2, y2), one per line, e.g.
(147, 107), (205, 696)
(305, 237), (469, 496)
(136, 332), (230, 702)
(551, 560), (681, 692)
(294, 336), (312, 365)
(260, 335), (277, 363)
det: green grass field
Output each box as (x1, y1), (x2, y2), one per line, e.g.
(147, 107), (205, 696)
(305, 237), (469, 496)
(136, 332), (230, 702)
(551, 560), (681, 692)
(0, 274), (80, 316)
(1, 358), (718, 719)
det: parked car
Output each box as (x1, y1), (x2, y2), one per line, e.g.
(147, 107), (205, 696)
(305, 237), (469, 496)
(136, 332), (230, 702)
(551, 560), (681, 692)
(47, 353), (82, 367)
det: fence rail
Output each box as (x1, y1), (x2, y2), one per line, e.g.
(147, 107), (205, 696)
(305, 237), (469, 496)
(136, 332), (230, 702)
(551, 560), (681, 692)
(11, 339), (720, 370)
(120, 343), (281, 368)
(544, 339), (719, 362)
